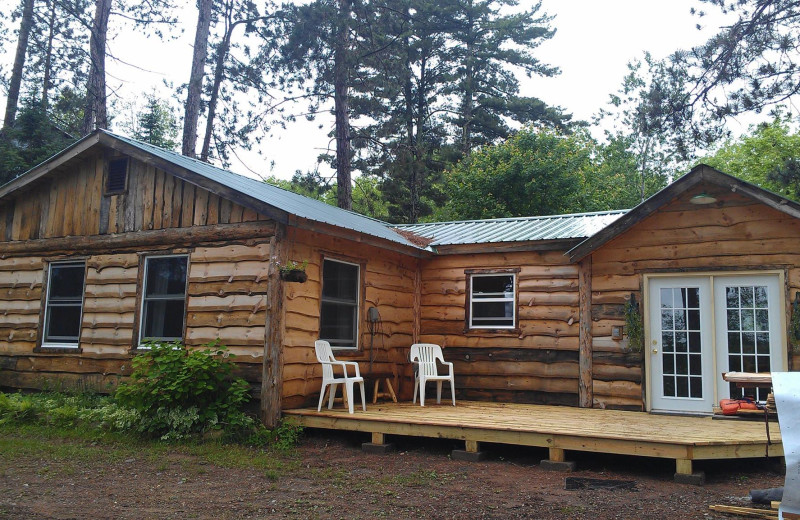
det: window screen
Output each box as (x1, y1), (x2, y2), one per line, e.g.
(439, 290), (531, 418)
(43, 261), (86, 346)
(320, 259), (359, 348)
(140, 255), (188, 343)
(469, 274), (516, 329)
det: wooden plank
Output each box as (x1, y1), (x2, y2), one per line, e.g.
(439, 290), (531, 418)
(162, 171), (175, 228)
(181, 182), (195, 228)
(194, 187), (209, 226)
(151, 167), (163, 230)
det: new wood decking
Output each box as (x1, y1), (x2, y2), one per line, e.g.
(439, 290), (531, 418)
(284, 401), (783, 478)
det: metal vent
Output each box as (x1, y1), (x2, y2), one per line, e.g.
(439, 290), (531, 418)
(107, 158), (128, 193)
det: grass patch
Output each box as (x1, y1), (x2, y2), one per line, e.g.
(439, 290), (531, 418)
(0, 390), (303, 480)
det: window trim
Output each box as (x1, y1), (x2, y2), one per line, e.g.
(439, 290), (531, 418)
(319, 257), (362, 351)
(41, 260), (87, 349)
(138, 254), (189, 347)
(466, 269), (520, 331)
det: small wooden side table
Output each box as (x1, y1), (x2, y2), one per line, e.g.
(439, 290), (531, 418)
(365, 371), (398, 403)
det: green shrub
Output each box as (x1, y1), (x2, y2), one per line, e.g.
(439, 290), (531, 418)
(114, 341), (253, 440)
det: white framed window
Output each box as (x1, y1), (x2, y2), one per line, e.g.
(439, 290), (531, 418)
(42, 261), (87, 348)
(320, 258), (360, 349)
(139, 255), (188, 345)
(469, 273), (516, 329)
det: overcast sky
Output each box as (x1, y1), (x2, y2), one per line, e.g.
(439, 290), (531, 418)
(2, 0), (738, 180)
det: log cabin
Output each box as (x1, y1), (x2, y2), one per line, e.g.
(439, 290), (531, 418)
(0, 129), (798, 427)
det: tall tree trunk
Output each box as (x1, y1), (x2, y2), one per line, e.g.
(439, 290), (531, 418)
(461, 0), (475, 154)
(334, 0), (352, 210)
(41, 0), (58, 109)
(182, 0), (213, 158)
(3, 0), (35, 130)
(200, 11), (238, 162)
(81, 0), (112, 135)
(403, 37), (419, 223)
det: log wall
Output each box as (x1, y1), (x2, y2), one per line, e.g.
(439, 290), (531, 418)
(0, 149), (277, 393)
(590, 188), (800, 410)
(418, 251), (581, 406)
(281, 227), (419, 408)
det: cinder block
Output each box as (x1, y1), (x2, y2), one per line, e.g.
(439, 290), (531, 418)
(451, 449), (486, 462)
(674, 471), (705, 485)
(362, 442), (394, 454)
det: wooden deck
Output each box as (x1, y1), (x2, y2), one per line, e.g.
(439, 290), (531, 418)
(284, 401), (783, 478)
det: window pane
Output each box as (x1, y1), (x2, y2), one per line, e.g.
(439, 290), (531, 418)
(472, 275), (513, 296)
(143, 300), (185, 339)
(320, 301), (356, 345)
(145, 257), (188, 297)
(49, 264), (85, 299)
(46, 305), (82, 340)
(322, 260), (358, 302)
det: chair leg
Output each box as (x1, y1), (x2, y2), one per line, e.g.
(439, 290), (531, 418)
(420, 378), (426, 407)
(437, 381), (442, 404)
(345, 380), (355, 414)
(328, 383), (337, 409)
(318, 383), (327, 412)
(359, 381), (366, 411)
(450, 377), (456, 406)
(413, 377), (419, 404)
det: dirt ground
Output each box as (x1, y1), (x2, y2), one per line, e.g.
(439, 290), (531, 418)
(0, 428), (785, 520)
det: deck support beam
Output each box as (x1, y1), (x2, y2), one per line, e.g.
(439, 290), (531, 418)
(540, 447), (576, 472)
(362, 432), (395, 454)
(452, 439), (486, 462)
(674, 458), (705, 485)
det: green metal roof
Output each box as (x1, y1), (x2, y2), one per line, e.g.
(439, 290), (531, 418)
(394, 210), (628, 246)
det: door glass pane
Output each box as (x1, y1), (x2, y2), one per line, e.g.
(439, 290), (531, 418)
(726, 285), (771, 401)
(660, 286), (702, 399)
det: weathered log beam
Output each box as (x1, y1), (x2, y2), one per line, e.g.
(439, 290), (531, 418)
(260, 226), (286, 428)
(0, 221), (276, 257)
(578, 257), (593, 408)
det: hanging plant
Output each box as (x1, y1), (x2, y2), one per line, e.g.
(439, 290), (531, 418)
(277, 259), (308, 283)
(790, 293), (800, 353)
(624, 293), (644, 353)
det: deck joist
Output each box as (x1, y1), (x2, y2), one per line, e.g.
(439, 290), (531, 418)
(284, 401), (783, 476)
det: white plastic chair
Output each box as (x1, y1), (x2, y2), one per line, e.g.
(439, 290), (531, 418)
(410, 343), (455, 406)
(315, 340), (366, 414)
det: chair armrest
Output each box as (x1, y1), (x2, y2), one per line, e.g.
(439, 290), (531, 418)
(442, 361), (454, 376)
(329, 360), (361, 378)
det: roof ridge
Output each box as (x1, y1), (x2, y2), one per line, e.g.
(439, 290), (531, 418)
(395, 208), (630, 228)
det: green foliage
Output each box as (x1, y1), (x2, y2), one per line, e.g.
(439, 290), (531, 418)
(791, 294), (800, 353)
(437, 127), (648, 220)
(120, 91), (179, 150)
(624, 295), (644, 353)
(115, 341), (253, 440)
(0, 94), (79, 183)
(701, 116), (800, 200)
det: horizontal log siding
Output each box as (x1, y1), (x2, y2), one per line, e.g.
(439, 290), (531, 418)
(0, 241), (276, 392)
(418, 251), (581, 406)
(590, 190), (800, 410)
(281, 228), (418, 409)
(0, 155), (262, 243)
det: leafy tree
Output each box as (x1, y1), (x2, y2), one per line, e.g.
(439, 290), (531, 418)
(444, 0), (570, 153)
(436, 127), (651, 221)
(0, 94), (78, 182)
(121, 91), (179, 150)
(437, 128), (592, 220)
(596, 54), (708, 202)
(701, 115), (800, 200)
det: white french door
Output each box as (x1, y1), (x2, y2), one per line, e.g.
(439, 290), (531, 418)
(648, 274), (785, 414)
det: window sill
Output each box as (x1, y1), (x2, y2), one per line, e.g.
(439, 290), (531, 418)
(463, 328), (521, 336)
(34, 346), (82, 354)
